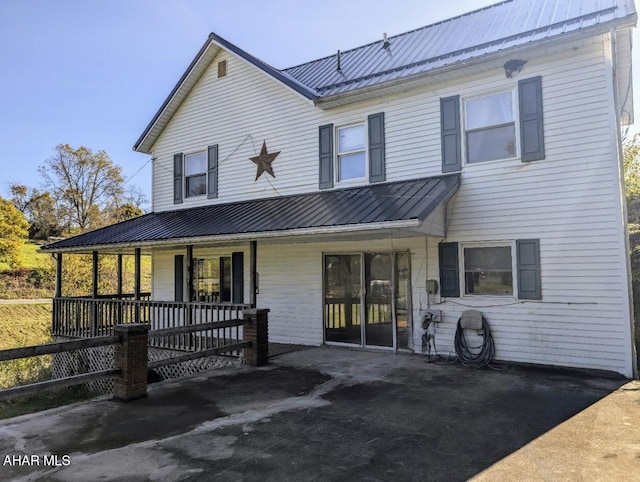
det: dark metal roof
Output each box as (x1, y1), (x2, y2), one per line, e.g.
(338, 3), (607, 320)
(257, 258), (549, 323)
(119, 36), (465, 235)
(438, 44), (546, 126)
(42, 175), (460, 252)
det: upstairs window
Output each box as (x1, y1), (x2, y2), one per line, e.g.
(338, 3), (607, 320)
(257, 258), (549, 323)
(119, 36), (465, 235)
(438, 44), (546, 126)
(185, 152), (207, 197)
(337, 124), (366, 181)
(465, 91), (516, 163)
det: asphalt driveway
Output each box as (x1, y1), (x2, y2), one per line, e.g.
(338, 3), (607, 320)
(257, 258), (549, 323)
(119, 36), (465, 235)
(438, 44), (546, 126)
(0, 346), (636, 481)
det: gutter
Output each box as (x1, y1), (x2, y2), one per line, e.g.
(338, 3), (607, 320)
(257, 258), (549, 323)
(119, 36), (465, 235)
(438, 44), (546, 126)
(608, 27), (638, 378)
(40, 219), (422, 254)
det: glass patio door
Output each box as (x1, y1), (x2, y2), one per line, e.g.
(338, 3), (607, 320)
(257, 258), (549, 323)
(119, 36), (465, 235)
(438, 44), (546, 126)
(324, 251), (412, 349)
(324, 254), (362, 344)
(364, 253), (393, 347)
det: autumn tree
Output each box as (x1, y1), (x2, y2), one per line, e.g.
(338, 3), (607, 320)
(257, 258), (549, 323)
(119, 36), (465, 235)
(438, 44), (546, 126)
(10, 184), (63, 240)
(39, 144), (126, 232)
(623, 134), (640, 349)
(0, 197), (29, 268)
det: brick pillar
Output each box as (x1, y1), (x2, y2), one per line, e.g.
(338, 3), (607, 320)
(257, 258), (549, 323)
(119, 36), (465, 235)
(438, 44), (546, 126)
(243, 308), (269, 366)
(113, 323), (149, 401)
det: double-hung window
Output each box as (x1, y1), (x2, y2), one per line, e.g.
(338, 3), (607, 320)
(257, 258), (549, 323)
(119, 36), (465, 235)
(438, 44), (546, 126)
(463, 246), (513, 295)
(439, 239), (541, 300)
(173, 145), (218, 204)
(337, 123), (366, 181)
(193, 256), (232, 302)
(318, 112), (385, 189)
(465, 91), (516, 163)
(185, 152), (207, 197)
(441, 76), (544, 173)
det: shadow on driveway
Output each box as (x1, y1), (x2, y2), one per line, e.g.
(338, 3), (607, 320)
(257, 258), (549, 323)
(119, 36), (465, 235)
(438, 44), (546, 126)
(0, 346), (629, 481)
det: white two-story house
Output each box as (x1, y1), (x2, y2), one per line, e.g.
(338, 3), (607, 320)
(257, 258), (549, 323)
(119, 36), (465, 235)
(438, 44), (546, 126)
(43, 0), (638, 377)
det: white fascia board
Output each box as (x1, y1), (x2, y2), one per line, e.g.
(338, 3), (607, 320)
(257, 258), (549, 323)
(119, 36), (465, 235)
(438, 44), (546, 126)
(43, 219), (422, 254)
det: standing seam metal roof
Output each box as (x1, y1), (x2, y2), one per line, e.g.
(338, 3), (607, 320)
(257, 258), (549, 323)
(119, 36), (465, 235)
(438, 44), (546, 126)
(133, 0), (636, 153)
(41, 175), (460, 252)
(282, 0), (636, 97)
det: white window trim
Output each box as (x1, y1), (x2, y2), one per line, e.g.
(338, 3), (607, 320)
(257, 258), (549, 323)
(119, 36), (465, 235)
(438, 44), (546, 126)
(462, 87), (520, 166)
(459, 241), (519, 298)
(335, 121), (368, 186)
(184, 150), (207, 199)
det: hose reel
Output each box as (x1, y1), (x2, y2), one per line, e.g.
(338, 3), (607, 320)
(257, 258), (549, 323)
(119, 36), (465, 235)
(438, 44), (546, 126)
(454, 310), (496, 368)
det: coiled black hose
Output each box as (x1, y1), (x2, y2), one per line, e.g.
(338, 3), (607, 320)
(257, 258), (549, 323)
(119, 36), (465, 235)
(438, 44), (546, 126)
(454, 316), (495, 367)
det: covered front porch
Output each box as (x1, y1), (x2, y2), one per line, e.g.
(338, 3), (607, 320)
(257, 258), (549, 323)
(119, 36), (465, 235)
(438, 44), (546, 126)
(42, 174), (460, 352)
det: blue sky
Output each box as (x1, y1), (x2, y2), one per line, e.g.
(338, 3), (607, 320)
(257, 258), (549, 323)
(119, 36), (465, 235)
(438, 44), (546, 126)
(1, 0), (637, 207)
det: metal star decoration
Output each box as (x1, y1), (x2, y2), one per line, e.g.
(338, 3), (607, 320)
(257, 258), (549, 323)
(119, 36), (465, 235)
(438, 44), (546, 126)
(250, 141), (280, 181)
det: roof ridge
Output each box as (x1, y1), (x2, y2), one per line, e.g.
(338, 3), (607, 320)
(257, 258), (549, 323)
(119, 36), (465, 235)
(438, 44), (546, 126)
(282, 0), (512, 73)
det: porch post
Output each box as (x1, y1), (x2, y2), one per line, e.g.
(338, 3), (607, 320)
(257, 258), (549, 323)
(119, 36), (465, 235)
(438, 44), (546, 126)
(55, 253), (62, 298)
(91, 251), (99, 336)
(186, 245), (193, 330)
(117, 254), (123, 299)
(134, 248), (141, 300)
(53, 253), (62, 335)
(92, 251), (99, 298)
(134, 248), (141, 323)
(186, 245), (194, 302)
(250, 240), (257, 308)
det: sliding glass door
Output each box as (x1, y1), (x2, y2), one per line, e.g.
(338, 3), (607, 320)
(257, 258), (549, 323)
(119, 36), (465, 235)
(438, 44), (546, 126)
(324, 251), (411, 349)
(365, 253), (393, 347)
(324, 255), (362, 344)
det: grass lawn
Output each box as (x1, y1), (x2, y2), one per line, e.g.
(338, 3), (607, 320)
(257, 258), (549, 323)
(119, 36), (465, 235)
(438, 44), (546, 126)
(0, 241), (50, 272)
(0, 302), (93, 419)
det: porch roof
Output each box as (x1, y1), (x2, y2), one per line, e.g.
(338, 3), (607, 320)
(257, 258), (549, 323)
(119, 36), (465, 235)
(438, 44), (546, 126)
(41, 174), (459, 253)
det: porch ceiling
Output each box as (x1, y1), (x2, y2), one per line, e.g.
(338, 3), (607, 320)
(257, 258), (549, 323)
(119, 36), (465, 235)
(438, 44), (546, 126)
(41, 174), (459, 253)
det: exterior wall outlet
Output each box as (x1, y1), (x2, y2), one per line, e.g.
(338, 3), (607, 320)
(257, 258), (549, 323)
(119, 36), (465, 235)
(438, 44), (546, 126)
(426, 279), (439, 294)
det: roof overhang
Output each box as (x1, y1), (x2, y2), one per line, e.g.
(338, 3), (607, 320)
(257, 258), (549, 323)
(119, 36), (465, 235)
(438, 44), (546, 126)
(41, 174), (460, 254)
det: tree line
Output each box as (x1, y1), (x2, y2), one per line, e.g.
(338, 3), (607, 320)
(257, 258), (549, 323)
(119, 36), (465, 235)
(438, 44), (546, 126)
(1, 144), (146, 268)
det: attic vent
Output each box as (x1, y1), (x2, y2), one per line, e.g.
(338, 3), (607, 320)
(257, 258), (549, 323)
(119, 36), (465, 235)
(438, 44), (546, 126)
(218, 60), (227, 78)
(382, 32), (390, 49)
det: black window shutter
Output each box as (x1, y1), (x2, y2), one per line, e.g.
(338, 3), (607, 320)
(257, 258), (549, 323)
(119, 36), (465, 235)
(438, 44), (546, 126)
(207, 144), (218, 199)
(232, 252), (244, 304)
(440, 95), (461, 173)
(439, 242), (460, 297)
(173, 153), (183, 204)
(174, 255), (184, 302)
(368, 112), (385, 182)
(516, 239), (541, 300)
(518, 76), (545, 162)
(319, 124), (334, 189)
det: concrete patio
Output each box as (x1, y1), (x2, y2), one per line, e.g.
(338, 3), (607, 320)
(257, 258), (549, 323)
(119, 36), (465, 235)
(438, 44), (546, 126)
(0, 346), (638, 481)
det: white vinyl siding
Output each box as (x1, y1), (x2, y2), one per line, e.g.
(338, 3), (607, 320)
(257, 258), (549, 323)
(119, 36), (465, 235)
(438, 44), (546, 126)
(147, 35), (633, 376)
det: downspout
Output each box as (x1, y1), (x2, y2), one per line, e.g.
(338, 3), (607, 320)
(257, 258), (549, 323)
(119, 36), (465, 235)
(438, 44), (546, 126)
(608, 28), (637, 378)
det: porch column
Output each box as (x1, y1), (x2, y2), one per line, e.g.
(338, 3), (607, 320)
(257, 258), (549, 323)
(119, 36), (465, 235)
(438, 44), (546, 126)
(54, 253), (62, 298)
(92, 251), (99, 298)
(250, 240), (257, 308)
(186, 245), (194, 329)
(117, 254), (123, 299)
(134, 248), (141, 300)
(91, 251), (99, 336)
(134, 248), (141, 323)
(53, 253), (62, 335)
(186, 245), (194, 303)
